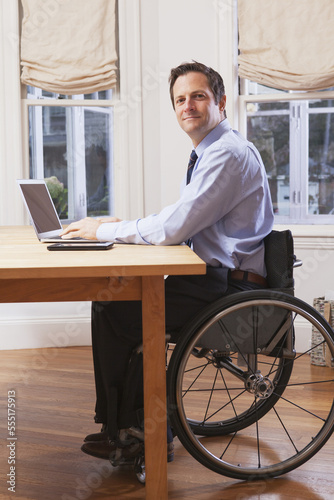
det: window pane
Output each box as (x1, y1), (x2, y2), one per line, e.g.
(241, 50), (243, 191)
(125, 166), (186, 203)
(85, 110), (113, 216)
(309, 98), (334, 110)
(84, 90), (113, 100)
(29, 106), (69, 218)
(245, 81), (289, 96)
(43, 107), (68, 217)
(308, 107), (334, 215)
(246, 103), (290, 215)
(27, 85), (113, 101)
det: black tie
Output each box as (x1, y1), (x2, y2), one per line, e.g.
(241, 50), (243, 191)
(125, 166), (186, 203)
(186, 150), (198, 185)
(185, 150), (197, 247)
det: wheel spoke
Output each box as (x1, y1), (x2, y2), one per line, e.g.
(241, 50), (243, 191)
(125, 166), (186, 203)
(273, 406), (299, 453)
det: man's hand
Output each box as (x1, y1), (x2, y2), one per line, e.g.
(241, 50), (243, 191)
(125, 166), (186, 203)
(60, 217), (123, 240)
(60, 217), (103, 240)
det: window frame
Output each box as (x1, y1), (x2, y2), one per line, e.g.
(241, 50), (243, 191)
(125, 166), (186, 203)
(238, 85), (334, 224)
(25, 89), (115, 222)
(18, 0), (144, 226)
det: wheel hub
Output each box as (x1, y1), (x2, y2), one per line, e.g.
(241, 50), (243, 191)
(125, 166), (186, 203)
(245, 372), (274, 399)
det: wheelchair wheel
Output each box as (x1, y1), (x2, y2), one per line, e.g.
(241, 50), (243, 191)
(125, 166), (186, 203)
(167, 290), (334, 480)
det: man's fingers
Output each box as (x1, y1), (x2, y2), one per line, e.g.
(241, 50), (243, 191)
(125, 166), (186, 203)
(60, 222), (81, 236)
(61, 231), (79, 239)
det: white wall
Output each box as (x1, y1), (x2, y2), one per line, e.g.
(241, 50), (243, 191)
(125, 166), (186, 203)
(140, 0), (236, 214)
(277, 225), (334, 352)
(0, 0), (333, 351)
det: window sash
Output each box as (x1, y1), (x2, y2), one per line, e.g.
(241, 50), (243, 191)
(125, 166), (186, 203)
(239, 86), (334, 224)
(25, 93), (115, 222)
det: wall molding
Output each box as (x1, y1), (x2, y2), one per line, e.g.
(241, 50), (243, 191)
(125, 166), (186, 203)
(294, 239), (334, 251)
(0, 315), (91, 350)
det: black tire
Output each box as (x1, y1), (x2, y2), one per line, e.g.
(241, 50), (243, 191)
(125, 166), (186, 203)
(167, 290), (334, 480)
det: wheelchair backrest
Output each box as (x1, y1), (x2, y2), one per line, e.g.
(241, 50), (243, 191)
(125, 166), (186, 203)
(264, 229), (294, 290)
(197, 230), (296, 356)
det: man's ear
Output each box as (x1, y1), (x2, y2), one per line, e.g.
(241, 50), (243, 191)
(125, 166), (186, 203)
(219, 95), (227, 118)
(219, 95), (227, 112)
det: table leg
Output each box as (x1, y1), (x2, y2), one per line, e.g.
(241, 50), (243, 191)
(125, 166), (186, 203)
(141, 275), (168, 499)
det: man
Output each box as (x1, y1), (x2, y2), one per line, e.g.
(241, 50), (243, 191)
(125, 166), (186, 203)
(61, 61), (274, 462)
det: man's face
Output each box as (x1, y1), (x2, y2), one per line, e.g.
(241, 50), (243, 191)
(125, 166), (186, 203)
(172, 71), (226, 147)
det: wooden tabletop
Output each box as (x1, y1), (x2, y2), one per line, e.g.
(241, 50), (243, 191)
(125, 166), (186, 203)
(0, 226), (206, 279)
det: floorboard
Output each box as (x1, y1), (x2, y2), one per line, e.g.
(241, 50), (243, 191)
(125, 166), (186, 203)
(0, 346), (333, 500)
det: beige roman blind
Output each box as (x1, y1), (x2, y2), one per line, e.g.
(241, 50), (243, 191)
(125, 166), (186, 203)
(20, 0), (118, 95)
(238, 0), (334, 91)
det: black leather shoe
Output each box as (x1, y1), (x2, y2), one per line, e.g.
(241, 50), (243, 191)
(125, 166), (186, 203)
(81, 438), (174, 463)
(81, 437), (142, 462)
(82, 424), (175, 463)
(84, 424), (108, 443)
(81, 439), (118, 460)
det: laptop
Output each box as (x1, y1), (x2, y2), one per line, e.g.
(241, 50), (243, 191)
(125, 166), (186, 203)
(17, 179), (95, 243)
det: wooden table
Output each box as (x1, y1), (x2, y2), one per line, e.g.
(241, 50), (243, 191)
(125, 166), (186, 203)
(0, 226), (206, 499)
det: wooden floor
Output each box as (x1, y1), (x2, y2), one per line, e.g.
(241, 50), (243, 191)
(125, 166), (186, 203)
(0, 346), (333, 500)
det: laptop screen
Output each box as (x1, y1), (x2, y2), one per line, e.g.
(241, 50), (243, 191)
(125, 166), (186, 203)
(19, 182), (62, 233)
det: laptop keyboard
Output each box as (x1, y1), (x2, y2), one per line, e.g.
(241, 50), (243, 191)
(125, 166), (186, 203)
(48, 236), (90, 241)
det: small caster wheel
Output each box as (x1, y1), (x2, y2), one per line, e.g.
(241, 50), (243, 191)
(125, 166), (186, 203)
(134, 454), (145, 484)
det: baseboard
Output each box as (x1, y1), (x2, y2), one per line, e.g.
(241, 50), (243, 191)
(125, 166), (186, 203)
(0, 303), (313, 352)
(0, 316), (91, 350)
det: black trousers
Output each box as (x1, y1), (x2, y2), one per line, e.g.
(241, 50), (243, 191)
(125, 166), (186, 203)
(91, 268), (263, 439)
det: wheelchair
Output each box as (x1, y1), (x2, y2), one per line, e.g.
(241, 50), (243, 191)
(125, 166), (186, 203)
(165, 229), (334, 481)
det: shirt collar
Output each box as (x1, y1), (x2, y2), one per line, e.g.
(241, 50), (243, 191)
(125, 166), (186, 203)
(194, 119), (231, 157)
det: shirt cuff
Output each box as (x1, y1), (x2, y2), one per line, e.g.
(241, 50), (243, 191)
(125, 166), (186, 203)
(96, 222), (119, 241)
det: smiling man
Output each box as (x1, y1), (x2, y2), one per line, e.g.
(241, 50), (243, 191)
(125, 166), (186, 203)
(63, 62), (274, 463)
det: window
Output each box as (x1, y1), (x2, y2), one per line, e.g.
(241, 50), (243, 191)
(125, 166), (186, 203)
(239, 81), (334, 224)
(16, 1), (144, 228)
(27, 87), (114, 222)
